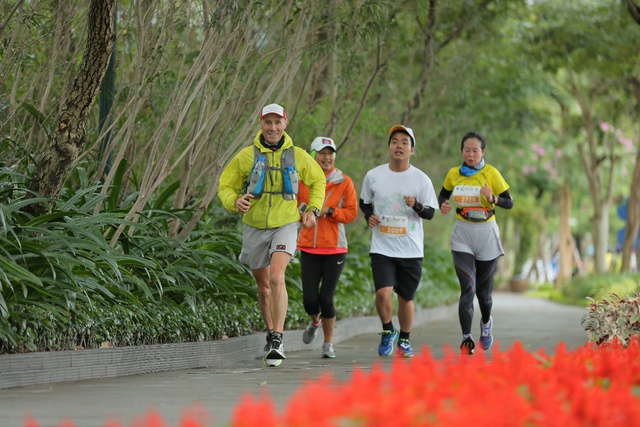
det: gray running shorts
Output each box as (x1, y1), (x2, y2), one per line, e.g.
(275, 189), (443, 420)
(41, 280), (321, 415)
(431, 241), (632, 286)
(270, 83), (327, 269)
(239, 222), (298, 270)
(451, 219), (504, 261)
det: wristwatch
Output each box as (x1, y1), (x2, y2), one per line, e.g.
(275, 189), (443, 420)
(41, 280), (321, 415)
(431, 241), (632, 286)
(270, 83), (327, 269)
(327, 207), (334, 217)
(308, 207), (320, 217)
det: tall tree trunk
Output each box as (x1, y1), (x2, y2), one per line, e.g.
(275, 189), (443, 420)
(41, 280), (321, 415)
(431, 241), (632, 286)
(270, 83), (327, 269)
(26, 0), (116, 213)
(625, 5), (639, 256)
(625, 0), (640, 24)
(621, 151), (640, 271)
(553, 97), (573, 285)
(556, 184), (573, 286)
(571, 72), (617, 274)
(592, 206), (611, 273)
(621, 77), (640, 271)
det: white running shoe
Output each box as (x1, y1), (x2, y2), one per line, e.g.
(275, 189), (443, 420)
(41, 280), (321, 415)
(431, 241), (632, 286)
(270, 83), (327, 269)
(322, 342), (335, 358)
(302, 321), (321, 344)
(263, 332), (286, 367)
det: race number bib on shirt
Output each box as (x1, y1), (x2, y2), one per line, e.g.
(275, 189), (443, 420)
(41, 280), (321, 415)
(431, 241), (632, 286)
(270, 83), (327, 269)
(379, 215), (408, 237)
(452, 185), (482, 207)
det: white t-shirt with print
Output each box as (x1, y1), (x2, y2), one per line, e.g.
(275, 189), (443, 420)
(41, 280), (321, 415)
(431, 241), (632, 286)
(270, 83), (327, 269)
(360, 164), (438, 258)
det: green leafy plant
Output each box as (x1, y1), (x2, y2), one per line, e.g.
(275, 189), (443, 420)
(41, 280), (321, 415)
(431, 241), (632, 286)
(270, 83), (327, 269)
(0, 169), (260, 352)
(582, 293), (640, 345)
(0, 162), (459, 354)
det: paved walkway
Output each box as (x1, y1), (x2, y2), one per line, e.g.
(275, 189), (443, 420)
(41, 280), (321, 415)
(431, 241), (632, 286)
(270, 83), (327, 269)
(0, 292), (588, 427)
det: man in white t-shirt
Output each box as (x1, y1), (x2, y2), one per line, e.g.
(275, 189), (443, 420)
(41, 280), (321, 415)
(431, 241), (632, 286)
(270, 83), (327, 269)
(359, 125), (438, 358)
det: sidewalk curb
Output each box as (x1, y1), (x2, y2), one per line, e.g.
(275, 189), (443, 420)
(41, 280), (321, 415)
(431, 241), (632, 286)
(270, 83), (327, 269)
(0, 303), (457, 390)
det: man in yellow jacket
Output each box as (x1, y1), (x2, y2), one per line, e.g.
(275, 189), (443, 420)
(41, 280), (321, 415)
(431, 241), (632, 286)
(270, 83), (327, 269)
(218, 103), (325, 367)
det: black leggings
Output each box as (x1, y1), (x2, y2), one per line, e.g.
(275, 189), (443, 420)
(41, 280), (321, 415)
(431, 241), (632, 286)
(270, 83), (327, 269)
(452, 251), (498, 336)
(300, 252), (346, 319)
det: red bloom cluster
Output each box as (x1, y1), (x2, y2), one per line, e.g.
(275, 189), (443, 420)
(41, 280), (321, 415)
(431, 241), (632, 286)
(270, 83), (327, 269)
(233, 339), (640, 427)
(24, 339), (640, 427)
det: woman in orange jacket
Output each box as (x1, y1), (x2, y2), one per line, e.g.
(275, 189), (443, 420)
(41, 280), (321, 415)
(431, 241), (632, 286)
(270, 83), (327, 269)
(297, 137), (358, 358)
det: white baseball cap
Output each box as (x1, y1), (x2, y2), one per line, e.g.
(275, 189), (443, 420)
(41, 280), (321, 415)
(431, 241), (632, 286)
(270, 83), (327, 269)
(260, 103), (286, 119)
(388, 125), (415, 147)
(310, 137), (337, 153)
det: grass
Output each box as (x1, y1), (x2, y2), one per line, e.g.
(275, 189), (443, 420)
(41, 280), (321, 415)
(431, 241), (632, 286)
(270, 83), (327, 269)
(526, 272), (640, 307)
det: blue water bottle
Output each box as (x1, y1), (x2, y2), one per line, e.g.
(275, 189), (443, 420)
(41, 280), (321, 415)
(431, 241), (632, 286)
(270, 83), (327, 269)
(247, 156), (266, 196)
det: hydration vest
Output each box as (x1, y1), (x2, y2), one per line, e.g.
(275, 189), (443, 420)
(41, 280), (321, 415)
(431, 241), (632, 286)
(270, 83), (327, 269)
(245, 146), (299, 200)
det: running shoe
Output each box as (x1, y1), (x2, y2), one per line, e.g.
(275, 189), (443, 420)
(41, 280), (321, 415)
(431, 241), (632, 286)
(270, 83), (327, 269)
(479, 316), (494, 350)
(263, 332), (278, 367)
(378, 329), (399, 357)
(263, 331), (274, 354)
(302, 320), (321, 344)
(460, 333), (475, 355)
(264, 358), (282, 367)
(397, 338), (414, 358)
(263, 332), (286, 367)
(322, 342), (336, 358)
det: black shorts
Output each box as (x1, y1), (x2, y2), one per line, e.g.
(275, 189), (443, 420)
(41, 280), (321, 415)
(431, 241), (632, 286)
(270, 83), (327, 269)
(370, 253), (423, 301)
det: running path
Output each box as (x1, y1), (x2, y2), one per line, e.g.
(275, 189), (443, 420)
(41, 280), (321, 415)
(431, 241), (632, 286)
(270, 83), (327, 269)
(0, 292), (589, 427)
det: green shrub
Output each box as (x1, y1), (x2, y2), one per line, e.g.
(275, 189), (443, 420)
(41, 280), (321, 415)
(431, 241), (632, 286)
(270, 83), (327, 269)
(582, 293), (640, 346)
(2, 296), (265, 353)
(555, 273), (640, 306)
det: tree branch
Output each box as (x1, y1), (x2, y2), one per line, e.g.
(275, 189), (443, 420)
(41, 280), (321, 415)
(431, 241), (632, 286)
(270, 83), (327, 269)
(26, 0), (116, 213)
(0, 0), (25, 39)
(625, 0), (640, 25)
(336, 36), (386, 152)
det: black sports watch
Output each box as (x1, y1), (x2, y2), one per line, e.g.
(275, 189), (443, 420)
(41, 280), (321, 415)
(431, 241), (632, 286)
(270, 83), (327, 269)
(308, 207), (320, 217)
(327, 207), (334, 217)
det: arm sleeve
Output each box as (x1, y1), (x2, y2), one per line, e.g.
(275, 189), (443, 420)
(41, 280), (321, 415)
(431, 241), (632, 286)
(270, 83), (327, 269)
(412, 202), (435, 220)
(359, 198), (374, 222)
(495, 189), (514, 210)
(438, 187), (452, 208)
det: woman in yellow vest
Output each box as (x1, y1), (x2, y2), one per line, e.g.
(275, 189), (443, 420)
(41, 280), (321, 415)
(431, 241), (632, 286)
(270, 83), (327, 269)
(438, 131), (514, 355)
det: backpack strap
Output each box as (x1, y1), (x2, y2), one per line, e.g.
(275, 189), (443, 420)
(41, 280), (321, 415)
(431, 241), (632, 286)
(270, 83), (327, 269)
(246, 146), (299, 200)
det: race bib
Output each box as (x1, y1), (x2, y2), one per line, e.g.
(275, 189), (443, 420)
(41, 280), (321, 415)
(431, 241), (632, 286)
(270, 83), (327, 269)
(379, 215), (408, 237)
(452, 185), (481, 207)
